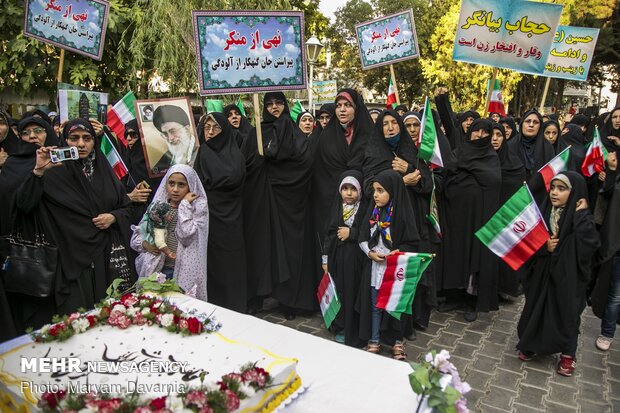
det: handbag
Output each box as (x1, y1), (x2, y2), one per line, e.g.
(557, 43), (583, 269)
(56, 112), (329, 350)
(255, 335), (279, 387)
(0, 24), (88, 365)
(0, 215), (58, 298)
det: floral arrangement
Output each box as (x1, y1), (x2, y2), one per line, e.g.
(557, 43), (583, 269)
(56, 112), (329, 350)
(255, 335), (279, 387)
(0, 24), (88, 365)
(38, 363), (273, 413)
(107, 272), (185, 298)
(410, 350), (471, 413)
(29, 293), (221, 343)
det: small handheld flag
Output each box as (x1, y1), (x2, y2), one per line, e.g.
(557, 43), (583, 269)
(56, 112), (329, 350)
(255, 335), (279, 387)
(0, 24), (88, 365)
(317, 272), (341, 329)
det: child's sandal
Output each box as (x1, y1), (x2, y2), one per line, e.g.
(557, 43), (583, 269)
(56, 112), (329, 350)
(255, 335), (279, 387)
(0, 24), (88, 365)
(392, 343), (407, 361)
(366, 343), (381, 354)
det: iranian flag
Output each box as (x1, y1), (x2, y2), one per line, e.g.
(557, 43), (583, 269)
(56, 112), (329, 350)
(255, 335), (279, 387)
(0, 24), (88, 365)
(106, 91), (136, 147)
(376, 252), (433, 319)
(426, 183), (442, 238)
(101, 131), (128, 180)
(317, 272), (341, 329)
(417, 97), (443, 169)
(476, 185), (549, 271)
(487, 78), (506, 116)
(537, 146), (571, 191)
(581, 128), (608, 177)
(386, 78), (397, 109)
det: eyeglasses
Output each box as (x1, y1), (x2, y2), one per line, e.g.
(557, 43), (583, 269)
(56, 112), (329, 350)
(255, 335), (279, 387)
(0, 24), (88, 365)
(20, 127), (46, 137)
(266, 100), (285, 109)
(204, 124), (222, 133)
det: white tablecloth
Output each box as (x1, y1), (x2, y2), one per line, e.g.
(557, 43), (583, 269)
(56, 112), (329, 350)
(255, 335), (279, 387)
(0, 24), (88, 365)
(0, 293), (422, 413)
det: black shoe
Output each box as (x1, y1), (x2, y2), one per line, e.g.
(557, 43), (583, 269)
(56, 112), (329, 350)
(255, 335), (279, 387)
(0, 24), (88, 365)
(284, 313), (296, 321)
(463, 310), (478, 322)
(437, 302), (462, 313)
(405, 330), (417, 341)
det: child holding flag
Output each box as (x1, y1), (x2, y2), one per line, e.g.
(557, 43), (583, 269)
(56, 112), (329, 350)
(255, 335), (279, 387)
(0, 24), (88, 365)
(321, 170), (368, 347)
(516, 172), (600, 377)
(358, 169), (419, 360)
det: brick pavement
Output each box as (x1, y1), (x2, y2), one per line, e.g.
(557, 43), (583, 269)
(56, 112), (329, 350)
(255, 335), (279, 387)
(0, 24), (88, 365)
(256, 297), (619, 412)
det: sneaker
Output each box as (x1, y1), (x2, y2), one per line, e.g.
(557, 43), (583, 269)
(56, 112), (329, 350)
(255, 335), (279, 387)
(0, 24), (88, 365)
(334, 333), (345, 343)
(557, 354), (576, 377)
(596, 335), (613, 351)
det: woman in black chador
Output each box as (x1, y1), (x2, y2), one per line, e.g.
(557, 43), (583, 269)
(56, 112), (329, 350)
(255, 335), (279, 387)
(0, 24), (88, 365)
(241, 92), (314, 318)
(491, 123), (526, 298)
(440, 119), (501, 321)
(14, 119), (134, 330)
(517, 172), (600, 377)
(311, 89), (373, 261)
(194, 112), (247, 312)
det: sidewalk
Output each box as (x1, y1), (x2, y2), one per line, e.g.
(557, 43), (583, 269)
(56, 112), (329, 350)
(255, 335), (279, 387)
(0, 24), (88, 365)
(258, 297), (618, 412)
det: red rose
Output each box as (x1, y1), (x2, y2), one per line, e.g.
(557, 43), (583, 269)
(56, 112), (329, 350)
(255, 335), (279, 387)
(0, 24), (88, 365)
(133, 313), (147, 326)
(48, 323), (66, 337)
(224, 389), (240, 412)
(121, 293), (139, 307)
(86, 315), (97, 327)
(38, 389), (67, 409)
(149, 396), (167, 410)
(178, 319), (189, 330)
(187, 317), (203, 334)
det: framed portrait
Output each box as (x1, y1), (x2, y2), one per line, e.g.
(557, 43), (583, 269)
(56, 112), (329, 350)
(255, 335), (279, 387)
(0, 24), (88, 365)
(134, 97), (199, 178)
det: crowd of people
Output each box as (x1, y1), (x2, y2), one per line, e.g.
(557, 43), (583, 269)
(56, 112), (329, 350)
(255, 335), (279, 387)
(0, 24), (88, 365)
(0, 90), (619, 378)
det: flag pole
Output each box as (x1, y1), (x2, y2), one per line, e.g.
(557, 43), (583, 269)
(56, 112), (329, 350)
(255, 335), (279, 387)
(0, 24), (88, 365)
(538, 77), (551, 114)
(483, 67), (498, 118)
(252, 93), (263, 156)
(389, 64), (400, 105)
(57, 49), (65, 82)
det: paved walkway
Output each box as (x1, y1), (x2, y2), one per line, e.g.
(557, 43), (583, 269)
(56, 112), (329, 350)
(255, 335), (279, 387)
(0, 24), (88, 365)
(257, 297), (618, 412)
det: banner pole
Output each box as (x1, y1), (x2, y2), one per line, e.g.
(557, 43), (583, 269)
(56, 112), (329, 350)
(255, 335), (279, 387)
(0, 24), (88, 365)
(538, 77), (551, 114)
(483, 67), (498, 118)
(389, 64), (400, 105)
(253, 93), (263, 156)
(57, 49), (65, 83)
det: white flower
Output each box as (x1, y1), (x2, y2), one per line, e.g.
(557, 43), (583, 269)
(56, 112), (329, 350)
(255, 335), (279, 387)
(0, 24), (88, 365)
(155, 272), (167, 284)
(167, 394), (185, 411)
(78, 406), (98, 413)
(40, 324), (51, 334)
(159, 313), (174, 327)
(71, 318), (90, 333)
(239, 383), (256, 398)
(141, 307), (151, 316)
(126, 307), (139, 317)
(112, 304), (127, 314)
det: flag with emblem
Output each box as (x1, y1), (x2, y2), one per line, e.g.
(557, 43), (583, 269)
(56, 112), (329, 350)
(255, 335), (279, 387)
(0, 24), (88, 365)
(106, 91), (136, 147)
(538, 146), (571, 191)
(581, 128), (608, 177)
(317, 272), (341, 329)
(487, 78), (506, 116)
(386, 77), (397, 109)
(100, 131), (128, 180)
(376, 252), (434, 319)
(476, 184), (549, 271)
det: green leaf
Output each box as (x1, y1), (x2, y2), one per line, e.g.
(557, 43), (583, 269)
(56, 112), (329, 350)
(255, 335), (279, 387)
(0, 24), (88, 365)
(106, 278), (125, 298)
(408, 373), (424, 394)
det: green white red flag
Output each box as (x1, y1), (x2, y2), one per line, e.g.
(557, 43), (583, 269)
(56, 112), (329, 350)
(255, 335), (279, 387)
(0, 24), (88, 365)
(386, 77), (397, 109)
(101, 131), (128, 180)
(426, 180), (442, 238)
(581, 128), (608, 177)
(376, 252), (433, 319)
(317, 272), (341, 329)
(487, 78), (506, 116)
(537, 146), (571, 191)
(417, 97), (443, 169)
(476, 184), (549, 271)
(106, 91), (136, 147)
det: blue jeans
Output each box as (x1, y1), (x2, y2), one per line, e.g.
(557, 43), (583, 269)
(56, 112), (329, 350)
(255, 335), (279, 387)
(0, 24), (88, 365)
(601, 253), (620, 339)
(370, 288), (382, 343)
(162, 267), (174, 280)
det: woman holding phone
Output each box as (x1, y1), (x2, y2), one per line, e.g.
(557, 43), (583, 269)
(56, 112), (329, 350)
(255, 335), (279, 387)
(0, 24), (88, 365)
(13, 118), (134, 330)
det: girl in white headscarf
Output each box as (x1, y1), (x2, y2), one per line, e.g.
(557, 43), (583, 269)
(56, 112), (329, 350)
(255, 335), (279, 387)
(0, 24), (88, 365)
(130, 164), (209, 301)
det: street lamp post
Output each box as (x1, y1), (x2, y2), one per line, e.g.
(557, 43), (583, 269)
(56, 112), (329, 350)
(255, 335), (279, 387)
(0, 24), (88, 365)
(305, 34), (323, 115)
